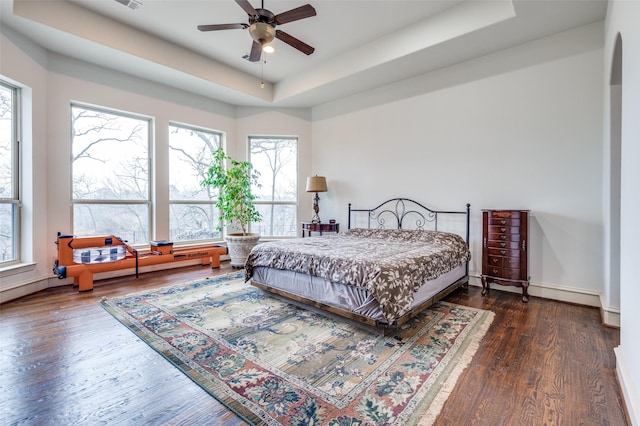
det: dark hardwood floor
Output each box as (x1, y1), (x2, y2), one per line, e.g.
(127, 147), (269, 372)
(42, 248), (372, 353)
(1, 263), (627, 425)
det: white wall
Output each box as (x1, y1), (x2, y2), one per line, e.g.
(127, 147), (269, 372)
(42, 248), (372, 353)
(606, 1), (640, 423)
(0, 28), (312, 301)
(312, 23), (605, 304)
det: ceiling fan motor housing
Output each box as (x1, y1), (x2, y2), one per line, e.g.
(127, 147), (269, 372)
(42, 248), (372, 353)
(248, 9), (276, 44)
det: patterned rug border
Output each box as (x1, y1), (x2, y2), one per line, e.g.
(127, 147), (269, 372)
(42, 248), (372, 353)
(100, 272), (494, 425)
(416, 302), (494, 425)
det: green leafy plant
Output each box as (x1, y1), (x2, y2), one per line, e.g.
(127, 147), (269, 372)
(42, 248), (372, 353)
(202, 148), (262, 236)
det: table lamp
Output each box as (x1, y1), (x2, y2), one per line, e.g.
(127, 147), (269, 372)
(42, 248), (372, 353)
(306, 175), (328, 223)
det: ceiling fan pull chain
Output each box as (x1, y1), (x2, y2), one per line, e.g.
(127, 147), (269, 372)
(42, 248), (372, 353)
(260, 55), (265, 88)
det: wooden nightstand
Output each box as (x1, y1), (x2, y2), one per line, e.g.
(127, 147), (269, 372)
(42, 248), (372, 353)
(481, 210), (530, 302)
(301, 222), (339, 237)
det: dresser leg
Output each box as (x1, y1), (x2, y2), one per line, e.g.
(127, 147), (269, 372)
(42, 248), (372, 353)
(481, 276), (488, 296)
(521, 281), (529, 303)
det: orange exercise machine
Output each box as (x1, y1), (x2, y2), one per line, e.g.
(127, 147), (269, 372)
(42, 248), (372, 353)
(53, 232), (228, 292)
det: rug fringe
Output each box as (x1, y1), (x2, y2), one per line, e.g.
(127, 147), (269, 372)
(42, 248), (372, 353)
(417, 310), (495, 425)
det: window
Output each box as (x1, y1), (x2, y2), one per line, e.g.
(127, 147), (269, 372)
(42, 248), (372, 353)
(71, 105), (151, 245)
(249, 136), (298, 237)
(0, 81), (19, 264)
(168, 123), (221, 242)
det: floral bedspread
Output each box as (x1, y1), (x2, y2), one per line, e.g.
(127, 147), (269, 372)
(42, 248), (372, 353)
(244, 228), (471, 322)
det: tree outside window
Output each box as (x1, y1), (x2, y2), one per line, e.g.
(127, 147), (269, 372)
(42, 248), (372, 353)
(249, 136), (298, 237)
(0, 81), (19, 263)
(168, 123), (221, 242)
(71, 105), (150, 244)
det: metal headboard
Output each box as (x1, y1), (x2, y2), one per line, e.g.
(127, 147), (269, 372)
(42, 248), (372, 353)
(347, 197), (471, 260)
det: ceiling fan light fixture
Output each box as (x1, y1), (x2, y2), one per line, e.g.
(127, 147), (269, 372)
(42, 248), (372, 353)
(263, 44), (275, 53)
(249, 22), (275, 45)
(197, 1), (316, 61)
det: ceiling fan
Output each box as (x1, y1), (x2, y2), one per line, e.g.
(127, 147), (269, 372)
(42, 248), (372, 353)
(198, 0), (317, 62)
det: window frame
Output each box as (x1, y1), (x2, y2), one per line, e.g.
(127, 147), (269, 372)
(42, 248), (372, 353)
(0, 80), (21, 265)
(70, 103), (152, 246)
(168, 121), (223, 244)
(248, 135), (299, 238)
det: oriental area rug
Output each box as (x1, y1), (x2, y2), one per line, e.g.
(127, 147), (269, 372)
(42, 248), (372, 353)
(100, 272), (494, 425)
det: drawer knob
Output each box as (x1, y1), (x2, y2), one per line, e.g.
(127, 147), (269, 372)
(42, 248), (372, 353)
(500, 250), (506, 255)
(501, 227), (506, 232)
(500, 242), (506, 248)
(492, 269), (499, 274)
(493, 258), (498, 263)
(500, 235), (507, 240)
(501, 220), (507, 225)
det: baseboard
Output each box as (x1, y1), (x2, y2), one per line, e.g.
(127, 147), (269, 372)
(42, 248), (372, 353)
(469, 273), (619, 327)
(469, 273), (601, 305)
(0, 275), (50, 303)
(599, 293), (621, 328)
(615, 346), (639, 425)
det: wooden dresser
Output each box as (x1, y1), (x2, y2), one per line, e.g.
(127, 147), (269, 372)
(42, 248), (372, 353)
(481, 210), (530, 302)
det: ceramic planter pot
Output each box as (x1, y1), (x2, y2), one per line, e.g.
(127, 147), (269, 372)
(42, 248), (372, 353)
(226, 233), (260, 268)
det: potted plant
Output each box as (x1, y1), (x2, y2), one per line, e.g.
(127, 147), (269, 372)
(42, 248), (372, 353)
(202, 148), (262, 267)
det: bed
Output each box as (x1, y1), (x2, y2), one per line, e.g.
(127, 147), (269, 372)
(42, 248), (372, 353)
(244, 198), (471, 331)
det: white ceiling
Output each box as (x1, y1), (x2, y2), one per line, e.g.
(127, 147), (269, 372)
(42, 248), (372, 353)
(0, 0), (607, 108)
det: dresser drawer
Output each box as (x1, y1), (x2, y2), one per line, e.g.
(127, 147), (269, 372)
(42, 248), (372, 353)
(487, 254), (521, 268)
(503, 257), (520, 269)
(488, 216), (521, 226)
(488, 233), (521, 242)
(487, 240), (520, 250)
(487, 248), (520, 258)
(486, 266), (523, 281)
(487, 211), (521, 219)
(487, 255), (502, 267)
(488, 225), (521, 235)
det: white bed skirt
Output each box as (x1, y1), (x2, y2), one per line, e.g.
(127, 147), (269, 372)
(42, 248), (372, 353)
(251, 264), (467, 324)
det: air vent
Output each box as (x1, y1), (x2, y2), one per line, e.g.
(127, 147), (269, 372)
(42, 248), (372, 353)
(114, 0), (142, 10)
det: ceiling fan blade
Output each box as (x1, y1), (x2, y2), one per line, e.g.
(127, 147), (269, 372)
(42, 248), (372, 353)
(248, 40), (262, 62)
(198, 23), (248, 31)
(275, 30), (314, 55)
(274, 4), (316, 25)
(235, 0), (258, 16)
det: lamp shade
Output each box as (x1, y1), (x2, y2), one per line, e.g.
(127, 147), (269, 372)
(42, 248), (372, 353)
(306, 176), (328, 193)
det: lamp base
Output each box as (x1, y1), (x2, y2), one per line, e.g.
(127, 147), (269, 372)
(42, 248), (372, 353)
(311, 192), (321, 223)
